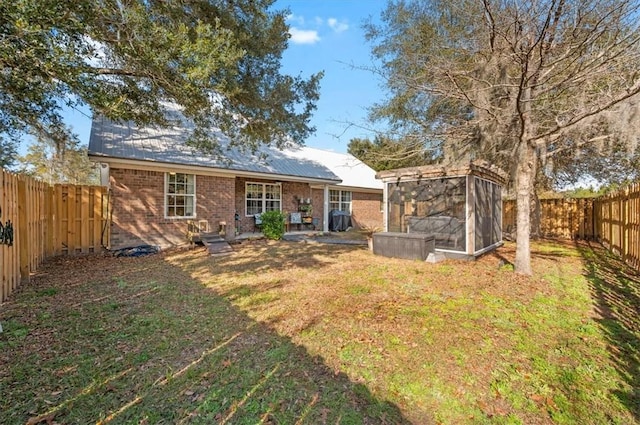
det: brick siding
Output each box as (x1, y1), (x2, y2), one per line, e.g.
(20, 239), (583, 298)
(234, 178), (316, 233)
(109, 168), (235, 249)
(350, 191), (384, 230)
(109, 168), (383, 247)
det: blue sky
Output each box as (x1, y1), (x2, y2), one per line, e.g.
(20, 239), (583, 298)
(274, 0), (388, 152)
(28, 0), (388, 156)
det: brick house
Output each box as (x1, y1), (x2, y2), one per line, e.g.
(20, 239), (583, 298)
(88, 114), (383, 249)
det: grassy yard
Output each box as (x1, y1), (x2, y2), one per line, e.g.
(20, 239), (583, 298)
(1, 239), (639, 424)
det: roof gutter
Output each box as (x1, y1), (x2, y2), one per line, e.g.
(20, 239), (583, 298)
(309, 183), (383, 193)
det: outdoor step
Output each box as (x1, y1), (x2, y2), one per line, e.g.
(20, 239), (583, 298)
(201, 236), (234, 256)
(200, 232), (225, 243)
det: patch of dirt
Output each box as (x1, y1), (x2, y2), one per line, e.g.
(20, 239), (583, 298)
(314, 230), (369, 241)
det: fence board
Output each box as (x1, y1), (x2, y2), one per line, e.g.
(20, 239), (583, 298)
(93, 187), (102, 252)
(55, 184), (63, 256)
(45, 185), (54, 258)
(503, 198), (597, 240)
(81, 186), (90, 253)
(68, 185), (76, 254)
(504, 184), (640, 272)
(18, 179), (28, 282)
(1, 168), (110, 302)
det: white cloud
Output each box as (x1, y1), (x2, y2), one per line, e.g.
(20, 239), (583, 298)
(286, 13), (305, 26)
(327, 18), (349, 33)
(285, 14), (348, 44)
(289, 27), (321, 45)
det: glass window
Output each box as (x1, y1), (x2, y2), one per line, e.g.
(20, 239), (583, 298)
(329, 190), (352, 213)
(166, 173), (195, 217)
(246, 182), (281, 215)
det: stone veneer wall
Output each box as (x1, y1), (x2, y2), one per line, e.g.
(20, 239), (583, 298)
(109, 168), (235, 249)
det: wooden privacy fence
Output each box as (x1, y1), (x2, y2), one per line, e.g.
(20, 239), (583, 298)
(1, 168), (110, 302)
(503, 183), (640, 271)
(503, 198), (596, 240)
(594, 183), (640, 271)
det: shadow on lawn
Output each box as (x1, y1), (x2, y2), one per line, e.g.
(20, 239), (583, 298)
(0, 243), (411, 424)
(577, 240), (640, 421)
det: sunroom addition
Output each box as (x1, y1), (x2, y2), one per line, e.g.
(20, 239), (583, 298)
(376, 161), (507, 259)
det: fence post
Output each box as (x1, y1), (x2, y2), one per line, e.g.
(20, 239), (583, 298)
(17, 179), (29, 282)
(623, 188), (628, 263)
(45, 185), (54, 257)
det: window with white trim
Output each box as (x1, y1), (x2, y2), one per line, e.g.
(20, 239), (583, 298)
(165, 173), (195, 217)
(329, 189), (352, 213)
(245, 182), (281, 216)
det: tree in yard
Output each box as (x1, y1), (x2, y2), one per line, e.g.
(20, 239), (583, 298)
(0, 138), (18, 169)
(1, 0), (322, 157)
(18, 120), (99, 185)
(348, 134), (435, 171)
(366, 0), (640, 274)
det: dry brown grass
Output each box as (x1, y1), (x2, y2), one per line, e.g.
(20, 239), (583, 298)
(1, 239), (638, 424)
(166, 239), (639, 424)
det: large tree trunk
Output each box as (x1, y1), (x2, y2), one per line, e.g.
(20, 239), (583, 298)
(514, 142), (536, 275)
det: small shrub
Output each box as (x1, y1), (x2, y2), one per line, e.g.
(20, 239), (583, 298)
(261, 210), (286, 240)
(361, 224), (382, 238)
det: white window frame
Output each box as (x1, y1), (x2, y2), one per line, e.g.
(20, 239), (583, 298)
(245, 182), (282, 216)
(165, 172), (196, 218)
(329, 189), (352, 213)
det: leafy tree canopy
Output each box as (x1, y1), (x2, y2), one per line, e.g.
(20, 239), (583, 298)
(0, 0), (322, 158)
(18, 122), (98, 185)
(0, 139), (17, 168)
(367, 0), (640, 186)
(348, 135), (434, 171)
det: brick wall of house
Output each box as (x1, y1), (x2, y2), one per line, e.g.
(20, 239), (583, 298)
(312, 188), (325, 230)
(196, 174), (236, 238)
(234, 177), (315, 233)
(312, 188), (383, 232)
(283, 181), (314, 217)
(109, 168), (235, 249)
(351, 191), (384, 230)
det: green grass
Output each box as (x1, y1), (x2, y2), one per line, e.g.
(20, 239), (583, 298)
(0, 239), (638, 424)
